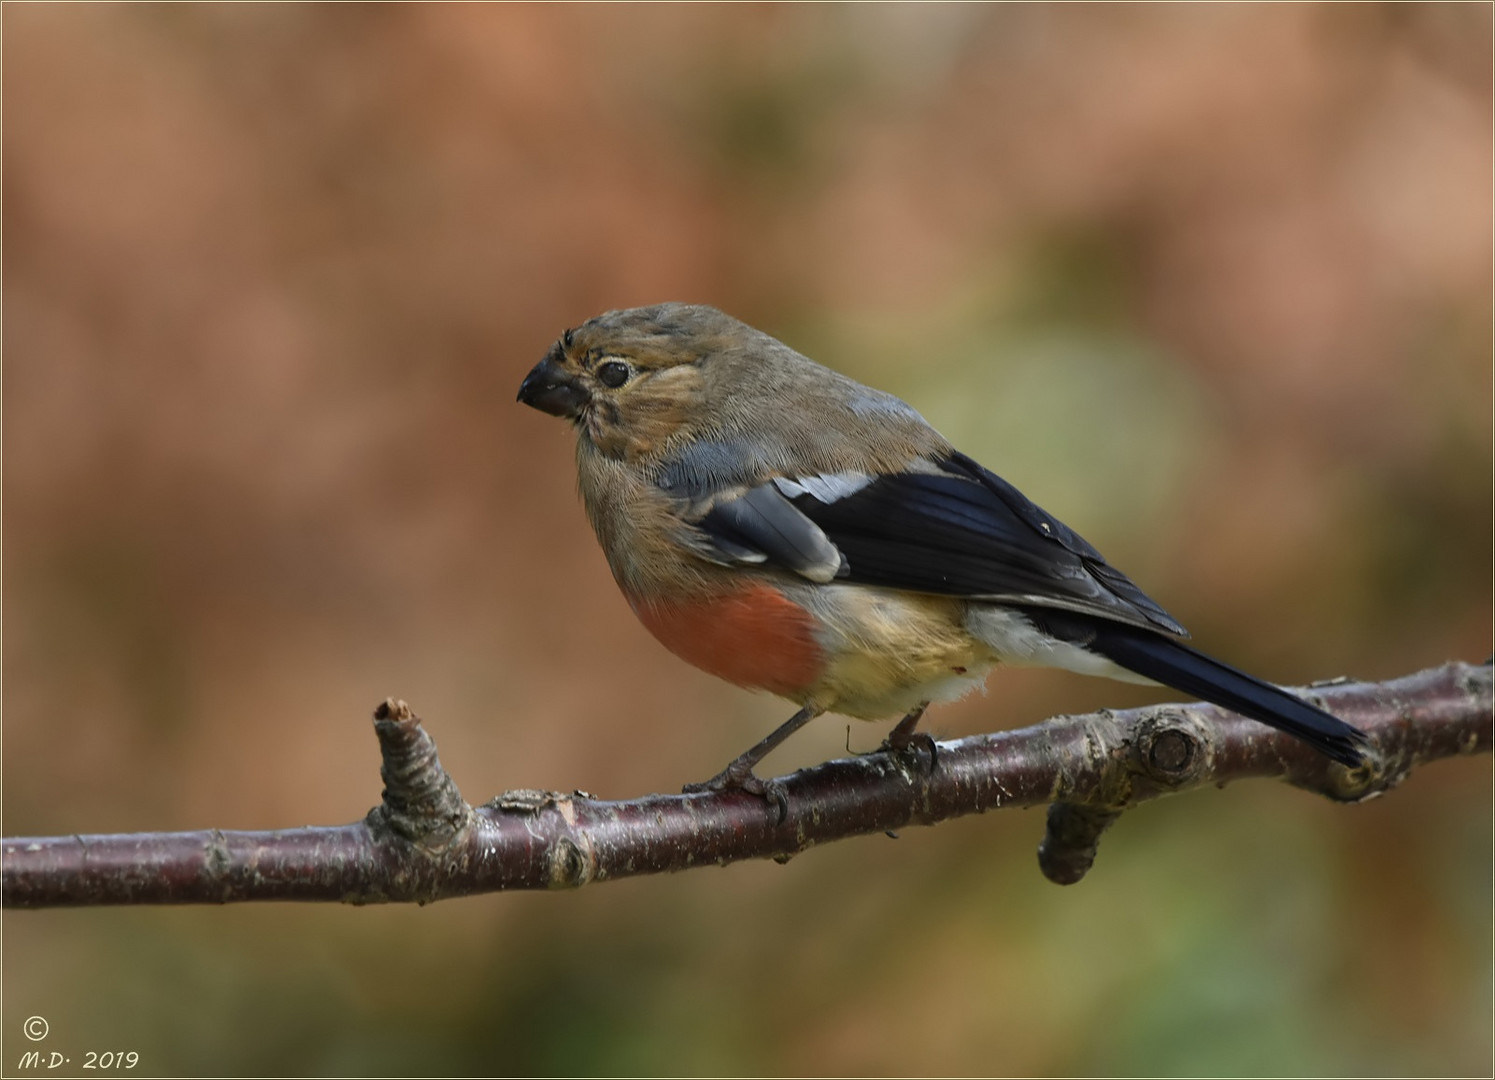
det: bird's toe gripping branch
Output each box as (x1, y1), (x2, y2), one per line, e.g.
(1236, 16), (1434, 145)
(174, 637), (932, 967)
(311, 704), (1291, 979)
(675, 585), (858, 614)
(683, 765), (792, 825)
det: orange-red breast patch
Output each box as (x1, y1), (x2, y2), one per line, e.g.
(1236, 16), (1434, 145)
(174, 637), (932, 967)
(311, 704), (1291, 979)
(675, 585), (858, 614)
(628, 584), (824, 699)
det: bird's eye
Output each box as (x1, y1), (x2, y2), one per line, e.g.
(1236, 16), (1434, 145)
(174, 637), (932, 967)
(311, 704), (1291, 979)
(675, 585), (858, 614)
(596, 360), (631, 388)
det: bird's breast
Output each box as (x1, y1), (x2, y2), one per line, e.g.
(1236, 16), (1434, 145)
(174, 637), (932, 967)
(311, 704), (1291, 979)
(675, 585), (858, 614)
(627, 584), (826, 700)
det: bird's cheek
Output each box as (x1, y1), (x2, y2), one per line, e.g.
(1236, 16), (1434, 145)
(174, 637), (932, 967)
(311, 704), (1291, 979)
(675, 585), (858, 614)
(582, 402), (632, 458)
(585, 398), (688, 463)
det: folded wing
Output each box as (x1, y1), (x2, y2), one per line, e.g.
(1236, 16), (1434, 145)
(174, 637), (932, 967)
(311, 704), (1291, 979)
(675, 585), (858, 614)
(686, 450), (1369, 767)
(694, 450), (1184, 635)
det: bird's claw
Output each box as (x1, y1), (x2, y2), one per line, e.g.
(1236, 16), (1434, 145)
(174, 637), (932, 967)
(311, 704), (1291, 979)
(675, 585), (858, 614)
(881, 730), (939, 775)
(684, 766), (790, 824)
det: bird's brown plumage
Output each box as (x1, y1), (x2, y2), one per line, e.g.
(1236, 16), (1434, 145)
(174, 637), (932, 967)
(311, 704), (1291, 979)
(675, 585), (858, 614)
(517, 302), (1370, 781)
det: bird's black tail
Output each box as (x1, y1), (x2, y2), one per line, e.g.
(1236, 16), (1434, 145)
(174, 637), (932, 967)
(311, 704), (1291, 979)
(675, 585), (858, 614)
(1029, 612), (1371, 767)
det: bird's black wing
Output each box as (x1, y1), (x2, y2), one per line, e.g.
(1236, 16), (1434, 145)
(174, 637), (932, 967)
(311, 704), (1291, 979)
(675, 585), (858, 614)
(771, 450), (1187, 635)
(691, 450), (1370, 766)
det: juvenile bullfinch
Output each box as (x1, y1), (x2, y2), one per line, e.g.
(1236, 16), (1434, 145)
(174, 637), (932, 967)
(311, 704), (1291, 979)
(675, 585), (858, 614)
(518, 303), (1369, 803)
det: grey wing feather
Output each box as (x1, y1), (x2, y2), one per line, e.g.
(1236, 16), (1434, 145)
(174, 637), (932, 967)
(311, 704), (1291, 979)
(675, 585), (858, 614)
(697, 484), (847, 584)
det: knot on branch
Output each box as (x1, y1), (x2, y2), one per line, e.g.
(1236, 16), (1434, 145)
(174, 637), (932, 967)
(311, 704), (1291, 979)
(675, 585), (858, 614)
(1038, 706), (1214, 885)
(1132, 707), (1212, 788)
(1304, 754), (1386, 804)
(367, 699), (472, 848)
(1280, 688), (1400, 804)
(483, 790), (600, 888)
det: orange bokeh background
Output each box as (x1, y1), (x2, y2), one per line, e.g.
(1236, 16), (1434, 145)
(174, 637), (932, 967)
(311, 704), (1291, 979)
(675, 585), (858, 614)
(5, 4), (1489, 1075)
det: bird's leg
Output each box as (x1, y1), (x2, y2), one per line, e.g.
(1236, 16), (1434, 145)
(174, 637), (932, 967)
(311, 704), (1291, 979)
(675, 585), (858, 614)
(880, 703), (937, 773)
(684, 704), (823, 822)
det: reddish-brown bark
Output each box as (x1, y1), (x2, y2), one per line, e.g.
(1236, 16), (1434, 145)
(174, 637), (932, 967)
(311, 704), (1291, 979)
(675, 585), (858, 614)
(4, 662), (1488, 907)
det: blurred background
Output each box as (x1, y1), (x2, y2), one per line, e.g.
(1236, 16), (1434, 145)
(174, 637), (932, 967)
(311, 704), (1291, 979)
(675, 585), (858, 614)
(5, 3), (1490, 1075)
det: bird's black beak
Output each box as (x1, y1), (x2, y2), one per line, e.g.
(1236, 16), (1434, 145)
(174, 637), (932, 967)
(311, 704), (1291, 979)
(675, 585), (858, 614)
(517, 358), (589, 419)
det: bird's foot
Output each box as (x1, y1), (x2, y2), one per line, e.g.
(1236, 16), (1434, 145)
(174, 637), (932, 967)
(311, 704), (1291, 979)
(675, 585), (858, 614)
(878, 704), (937, 774)
(880, 729), (939, 775)
(684, 764), (790, 824)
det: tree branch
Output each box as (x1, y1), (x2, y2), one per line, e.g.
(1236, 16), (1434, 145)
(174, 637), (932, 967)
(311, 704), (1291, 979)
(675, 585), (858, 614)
(4, 662), (1489, 907)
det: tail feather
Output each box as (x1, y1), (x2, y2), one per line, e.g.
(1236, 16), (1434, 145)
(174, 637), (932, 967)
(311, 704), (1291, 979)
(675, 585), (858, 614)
(1030, 612), (1371, 767)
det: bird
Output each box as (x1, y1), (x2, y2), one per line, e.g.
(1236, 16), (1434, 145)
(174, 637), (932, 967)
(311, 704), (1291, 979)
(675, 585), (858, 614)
(517, 302), (1370, 806)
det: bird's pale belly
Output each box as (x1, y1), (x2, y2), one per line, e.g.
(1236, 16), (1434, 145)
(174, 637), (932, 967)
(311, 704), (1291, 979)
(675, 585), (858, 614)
(794, 584), (993, 718)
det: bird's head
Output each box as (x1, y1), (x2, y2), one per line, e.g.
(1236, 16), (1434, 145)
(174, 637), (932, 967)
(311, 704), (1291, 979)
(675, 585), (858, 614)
(519, 302), (941, 478)
(517, 303), (750, 460)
